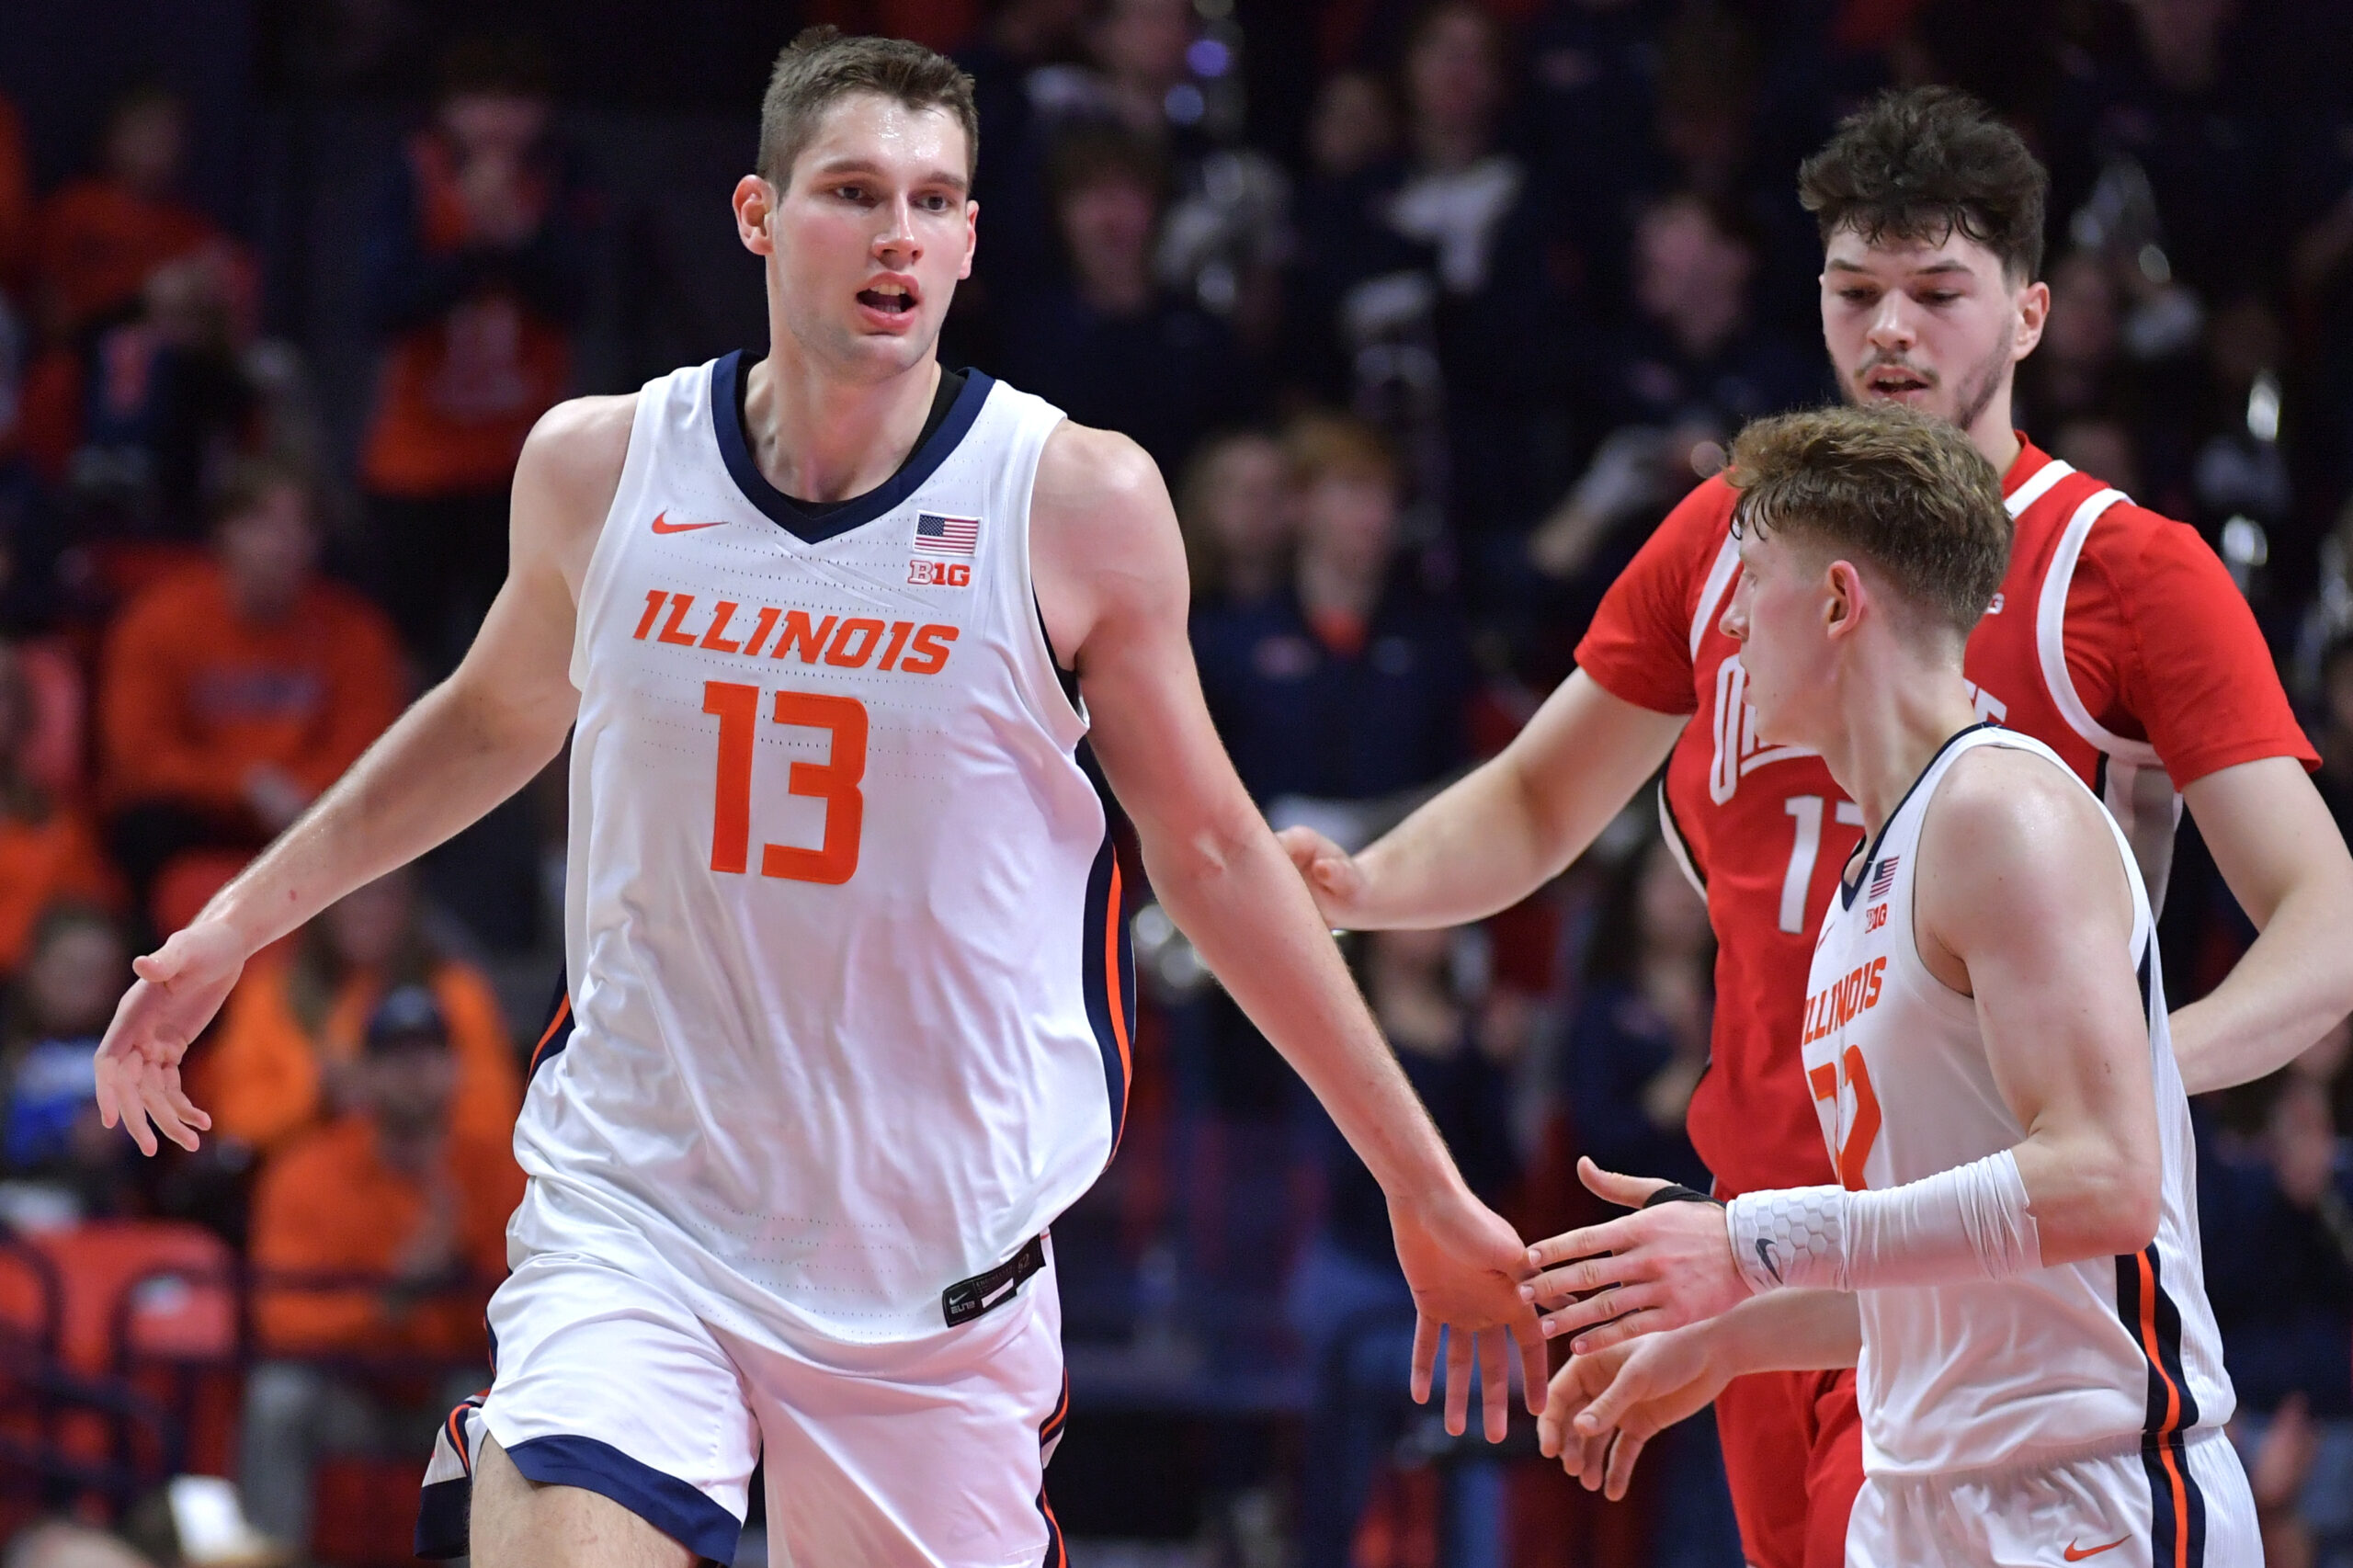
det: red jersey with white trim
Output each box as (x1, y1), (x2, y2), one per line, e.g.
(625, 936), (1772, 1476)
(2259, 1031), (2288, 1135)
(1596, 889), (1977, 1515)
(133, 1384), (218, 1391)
(1575, 437), (2316, 1199)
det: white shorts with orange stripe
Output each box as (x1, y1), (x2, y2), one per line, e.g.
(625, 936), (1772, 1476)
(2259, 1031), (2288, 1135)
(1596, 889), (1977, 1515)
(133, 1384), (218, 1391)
(417, 1222), (1071, 1567)
(1844, 1427), (2258, 1568)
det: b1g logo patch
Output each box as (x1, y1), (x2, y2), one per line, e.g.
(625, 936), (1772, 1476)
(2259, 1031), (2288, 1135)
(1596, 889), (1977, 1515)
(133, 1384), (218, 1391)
(907, 560), (972, 587)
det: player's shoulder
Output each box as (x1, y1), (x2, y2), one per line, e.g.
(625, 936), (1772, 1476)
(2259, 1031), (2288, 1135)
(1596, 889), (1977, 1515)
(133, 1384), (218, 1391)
(1925, 743), (2114, 897)
(512, 392), (640, 548)
(520, 392), (639, 477)
(1034, 418), (1165, 517)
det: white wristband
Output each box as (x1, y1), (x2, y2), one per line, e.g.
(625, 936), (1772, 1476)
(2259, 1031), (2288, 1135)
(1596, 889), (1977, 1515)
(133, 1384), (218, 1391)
(1726, 1149), (2042, 1295)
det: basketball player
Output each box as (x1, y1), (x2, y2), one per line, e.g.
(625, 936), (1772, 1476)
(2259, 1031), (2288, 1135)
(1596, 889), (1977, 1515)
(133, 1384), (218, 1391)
(1532, 401), (2259, 1566)
(92, 31), (1546, 1568)
(1280, 86), (2353, 1568)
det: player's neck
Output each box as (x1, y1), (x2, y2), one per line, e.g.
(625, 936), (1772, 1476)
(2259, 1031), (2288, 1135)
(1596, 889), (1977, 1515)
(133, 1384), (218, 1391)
(742, 343), (943, 506)
(1822, 656), (1984, 838)
(1962, 381), (2022, 478)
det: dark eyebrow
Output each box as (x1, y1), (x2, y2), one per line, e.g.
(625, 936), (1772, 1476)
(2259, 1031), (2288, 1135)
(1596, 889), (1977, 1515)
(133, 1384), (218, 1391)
(1824, 258), (1973, 278)
(810, 156), (970, 196)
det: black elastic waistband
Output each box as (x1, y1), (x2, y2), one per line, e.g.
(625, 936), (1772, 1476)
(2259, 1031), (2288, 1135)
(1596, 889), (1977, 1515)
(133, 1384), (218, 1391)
(942, 1233), (1047, 1327)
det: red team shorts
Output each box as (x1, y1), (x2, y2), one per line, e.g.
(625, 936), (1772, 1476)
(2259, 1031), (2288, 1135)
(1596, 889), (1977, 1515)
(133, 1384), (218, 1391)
(1713, 1367), (1867, 1568)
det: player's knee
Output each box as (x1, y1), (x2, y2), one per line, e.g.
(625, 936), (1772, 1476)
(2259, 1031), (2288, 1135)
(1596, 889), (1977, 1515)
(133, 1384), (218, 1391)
(469, 1436), (696, 1568)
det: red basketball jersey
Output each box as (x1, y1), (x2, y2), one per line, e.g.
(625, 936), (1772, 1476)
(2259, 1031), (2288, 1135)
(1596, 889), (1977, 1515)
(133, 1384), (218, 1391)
(1576, 437), (2317, 1198)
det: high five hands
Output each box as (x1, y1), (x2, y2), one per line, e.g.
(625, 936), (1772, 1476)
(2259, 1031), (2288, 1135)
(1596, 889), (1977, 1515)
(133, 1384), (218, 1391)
(1388, 1184), (1552, 1443)
(1518, 1157), (1754, 1493)
(1519, 1157), (1750, 1355)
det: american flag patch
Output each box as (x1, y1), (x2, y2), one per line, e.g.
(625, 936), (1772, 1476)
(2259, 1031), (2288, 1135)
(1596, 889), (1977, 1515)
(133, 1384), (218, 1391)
(915, 513), (980, 555)
(1868, 857), (1900, 899)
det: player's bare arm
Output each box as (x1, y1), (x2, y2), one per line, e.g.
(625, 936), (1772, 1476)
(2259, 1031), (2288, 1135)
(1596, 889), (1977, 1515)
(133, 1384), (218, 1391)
(1520, 746), (2163, 1348)
(1030, 418), (1546, 1439)
(1540, 1290), (1859, 1500)
(2170, 756), (2353, 1094)
(1279, 670), (1685, 930)
(94, 394), (632, 1155)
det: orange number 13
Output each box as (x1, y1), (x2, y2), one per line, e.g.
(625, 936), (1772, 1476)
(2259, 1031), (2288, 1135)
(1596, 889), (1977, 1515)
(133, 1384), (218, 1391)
(701, 680), (868, 885)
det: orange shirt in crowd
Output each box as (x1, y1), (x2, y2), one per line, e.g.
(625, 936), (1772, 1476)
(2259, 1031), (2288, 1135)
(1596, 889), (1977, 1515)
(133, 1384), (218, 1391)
(248, 1114), (524, 1358)
(0, 806), (122, 974)
(31, 177), (222, 338)
(99, 562), (404, 817)
(200, 957), (522, 1153)
(358, 132), (571, 499)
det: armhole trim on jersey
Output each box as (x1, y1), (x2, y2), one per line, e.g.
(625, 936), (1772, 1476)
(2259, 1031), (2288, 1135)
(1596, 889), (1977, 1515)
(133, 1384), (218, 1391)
(1655, 778), (1706, 899)
(1911, 733), (2156, 1006)
(568, 383), (660, 692)
(2034, 487), (2162, 769)
(1688, 533), (1742, 660)
(1006, 413), (1088, 745)
(2005, 455), (2075, 518)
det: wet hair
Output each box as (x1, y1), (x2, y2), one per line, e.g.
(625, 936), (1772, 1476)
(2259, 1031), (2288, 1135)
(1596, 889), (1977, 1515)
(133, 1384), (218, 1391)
(757, 26), (979, 190)
(1797, 86), (2048, 282)
(1727, 402), (2012, 635)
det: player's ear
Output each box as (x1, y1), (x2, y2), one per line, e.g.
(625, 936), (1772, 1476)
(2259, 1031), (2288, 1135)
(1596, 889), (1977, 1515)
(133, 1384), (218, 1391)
(733, 176), (778, 256)
(960, 199), (978, 281)
(1823, 559), (1865, 640)
(2012, 276), (2050, 361)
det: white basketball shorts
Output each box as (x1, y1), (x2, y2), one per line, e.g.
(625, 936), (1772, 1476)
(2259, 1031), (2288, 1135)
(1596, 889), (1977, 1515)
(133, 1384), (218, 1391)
(1845, 1427), (2258, 1568)
(416, 1211), (1070, 1567)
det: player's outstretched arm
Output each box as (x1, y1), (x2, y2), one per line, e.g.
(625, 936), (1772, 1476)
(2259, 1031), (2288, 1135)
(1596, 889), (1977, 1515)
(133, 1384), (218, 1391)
(1030, 422), (1544, 1439)
(1519, 748), (2164, 1347)
(1279, 670), (1685, 930)
(95, 395), (632, 1155)
(2171, 757), (2353, 1094)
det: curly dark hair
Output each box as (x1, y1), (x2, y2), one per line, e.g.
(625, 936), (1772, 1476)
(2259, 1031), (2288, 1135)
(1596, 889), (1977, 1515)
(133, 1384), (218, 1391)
(1797, 86), (2048, 282)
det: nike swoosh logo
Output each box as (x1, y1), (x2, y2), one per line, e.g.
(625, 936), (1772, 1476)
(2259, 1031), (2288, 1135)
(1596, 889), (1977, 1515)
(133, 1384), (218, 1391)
(2064, 1537), (2130, 1562)
(1756, 1238), (1784, 1286)
(651, 512), (727, 534)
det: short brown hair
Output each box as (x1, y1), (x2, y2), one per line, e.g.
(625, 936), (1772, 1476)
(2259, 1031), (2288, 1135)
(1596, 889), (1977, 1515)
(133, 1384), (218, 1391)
(757, 27), (978, 191)
(1284, 413), (1398, 493)
(1726, 403), (2011, 634)
(1797, 87), (2048, 282)
(207, 456), (313, 532)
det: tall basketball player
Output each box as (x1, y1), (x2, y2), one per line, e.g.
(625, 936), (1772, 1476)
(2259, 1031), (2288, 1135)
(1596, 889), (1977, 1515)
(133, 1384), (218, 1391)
(1281, 86), (2353, 1568)
(1534, 403), (2259, 1566)
(92, 30), (1545, 1568)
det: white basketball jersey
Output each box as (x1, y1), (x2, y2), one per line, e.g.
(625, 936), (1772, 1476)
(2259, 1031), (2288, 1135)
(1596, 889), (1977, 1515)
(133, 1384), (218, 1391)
(512, 352), (1131, 1343)
(1802, 725), (2232, 1476)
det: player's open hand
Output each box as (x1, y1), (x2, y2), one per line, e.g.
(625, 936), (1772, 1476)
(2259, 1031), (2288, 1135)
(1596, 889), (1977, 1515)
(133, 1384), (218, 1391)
(94, 919), (244, 1155)
(1539, 1322), (1731, 1499)
(1387, 1183), (1548, 1443)
(1275, 825), (1366, 929)
(1520, 1158), (1749, 1353)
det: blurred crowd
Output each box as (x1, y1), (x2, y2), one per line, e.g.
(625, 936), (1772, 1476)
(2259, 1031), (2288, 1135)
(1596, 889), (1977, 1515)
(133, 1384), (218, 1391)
(2, 0), (2351, 1563)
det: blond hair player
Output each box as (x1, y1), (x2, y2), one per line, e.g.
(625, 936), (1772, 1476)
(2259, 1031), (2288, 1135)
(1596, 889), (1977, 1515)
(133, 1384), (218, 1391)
(1532, 403), (2256, 1567)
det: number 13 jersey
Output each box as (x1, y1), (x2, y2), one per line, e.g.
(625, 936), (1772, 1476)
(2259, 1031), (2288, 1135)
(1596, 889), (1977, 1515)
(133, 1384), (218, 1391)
(513, 352), (1131, 1343)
